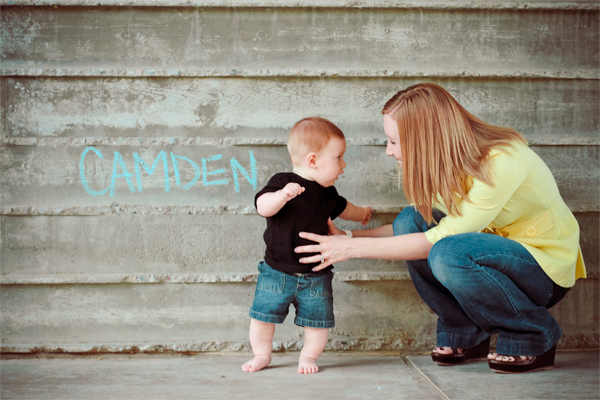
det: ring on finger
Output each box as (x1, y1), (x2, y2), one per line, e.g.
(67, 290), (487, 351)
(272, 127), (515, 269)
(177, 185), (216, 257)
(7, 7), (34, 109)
(320, 254), (325, 264)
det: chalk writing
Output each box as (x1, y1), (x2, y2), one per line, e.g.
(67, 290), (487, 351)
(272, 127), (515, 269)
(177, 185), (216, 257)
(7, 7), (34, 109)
(171, 153), (201, 190)
(79, 147), (257, 197)
(134, 151), (170, 193)
(202, 154), (228, 187)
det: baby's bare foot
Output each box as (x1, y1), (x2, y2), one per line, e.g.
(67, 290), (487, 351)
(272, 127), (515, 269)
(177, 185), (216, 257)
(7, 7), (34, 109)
(241, 355), (271, 372)
(298, 355), (319, 374)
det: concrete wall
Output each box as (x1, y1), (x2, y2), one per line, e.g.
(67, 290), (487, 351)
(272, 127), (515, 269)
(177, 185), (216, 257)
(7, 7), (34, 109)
(1, 1), (598, 354)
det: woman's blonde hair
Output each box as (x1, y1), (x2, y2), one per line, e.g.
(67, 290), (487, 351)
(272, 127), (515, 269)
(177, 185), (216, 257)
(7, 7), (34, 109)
(382, 83), (527, 223)
(288, 117), (345, 166)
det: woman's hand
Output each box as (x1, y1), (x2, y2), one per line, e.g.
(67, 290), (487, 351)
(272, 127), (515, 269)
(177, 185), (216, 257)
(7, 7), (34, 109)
(294, 231), (353, 271)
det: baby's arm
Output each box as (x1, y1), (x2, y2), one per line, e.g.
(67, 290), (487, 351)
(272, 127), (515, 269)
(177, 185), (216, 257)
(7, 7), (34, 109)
(256, 182), (305, 217)
(338, 202), (372, 225)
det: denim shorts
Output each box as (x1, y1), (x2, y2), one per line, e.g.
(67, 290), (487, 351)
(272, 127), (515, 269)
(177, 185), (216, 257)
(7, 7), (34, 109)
(249, 261), (335, 328)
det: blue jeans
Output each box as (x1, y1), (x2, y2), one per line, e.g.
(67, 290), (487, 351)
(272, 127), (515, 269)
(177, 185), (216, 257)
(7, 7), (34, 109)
(393, 207), (569, 356)
(249, 262), (335, 328)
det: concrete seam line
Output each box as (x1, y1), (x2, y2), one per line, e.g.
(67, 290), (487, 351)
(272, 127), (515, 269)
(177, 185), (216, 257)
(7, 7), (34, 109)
(1, 271), (597, 284)
(0, 342), (251, 354)
(1, 1), (599, 9)
(0, 271), (416, 285)
(2, 138), (600, 147)
(0, 273), (261, 285)
(0, 205), (406, 216)
(1, 68), (598, 80)
(2, 205), (598, 216)
(0, 205), (261, 216)
(402, 356), (451, 400)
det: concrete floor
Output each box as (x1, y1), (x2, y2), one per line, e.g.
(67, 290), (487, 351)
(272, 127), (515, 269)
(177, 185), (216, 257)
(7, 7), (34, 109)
(1, 351), (598, 400)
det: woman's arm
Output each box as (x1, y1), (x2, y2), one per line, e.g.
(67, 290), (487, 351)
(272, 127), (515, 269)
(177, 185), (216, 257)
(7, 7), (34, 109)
(351, 224), (394, 238)
(295, 231), (433, 271)
(327, 218), (394, 238)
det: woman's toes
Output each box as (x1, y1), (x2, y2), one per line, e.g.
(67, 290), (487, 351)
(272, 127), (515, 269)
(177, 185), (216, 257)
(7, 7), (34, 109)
(499, 355), (515, 362)
(432, 347), (459, 355)
(491, 353), (533, 363)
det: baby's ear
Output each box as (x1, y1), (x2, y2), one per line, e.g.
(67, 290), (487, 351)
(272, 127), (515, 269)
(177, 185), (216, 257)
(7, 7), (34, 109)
(306, 152), (318, 168)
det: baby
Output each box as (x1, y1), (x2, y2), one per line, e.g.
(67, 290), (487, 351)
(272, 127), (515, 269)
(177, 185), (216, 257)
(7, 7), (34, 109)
(242, 117), (372, 374)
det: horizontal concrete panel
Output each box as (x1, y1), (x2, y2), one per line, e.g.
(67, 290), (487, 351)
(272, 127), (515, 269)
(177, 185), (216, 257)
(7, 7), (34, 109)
(5, 67), (599, 79)
(1, 144), (597, 208)
(0, 271), (416, 285)
(0, 145), (402, 207)
(0, 281), (438, 352)
(0, 279), (597, 352)
(1, 212), (597, 276)
(2, 1), (599, 10)
(2, 77), (598, 140)
(2, 7), (598, 73)
(0, 213), (404, 276)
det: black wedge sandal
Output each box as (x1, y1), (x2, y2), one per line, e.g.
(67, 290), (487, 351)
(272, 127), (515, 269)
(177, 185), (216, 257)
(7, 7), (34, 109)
(488, 344), (556, 374)
(431, 336), (491, 366)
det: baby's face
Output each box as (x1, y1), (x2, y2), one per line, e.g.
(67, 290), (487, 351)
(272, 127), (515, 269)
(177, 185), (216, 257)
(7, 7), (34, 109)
(311, 138), (347, 187)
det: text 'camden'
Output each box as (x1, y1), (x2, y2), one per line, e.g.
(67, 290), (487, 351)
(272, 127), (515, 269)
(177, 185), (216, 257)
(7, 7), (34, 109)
(79, 147), (257, 197)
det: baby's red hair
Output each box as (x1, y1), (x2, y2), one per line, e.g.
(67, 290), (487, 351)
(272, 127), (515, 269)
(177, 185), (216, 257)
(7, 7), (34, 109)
(287, 117), (345, 166)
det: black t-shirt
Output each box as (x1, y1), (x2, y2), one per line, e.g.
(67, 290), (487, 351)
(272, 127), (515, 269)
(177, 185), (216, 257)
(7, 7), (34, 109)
(254, 172), (348, 274)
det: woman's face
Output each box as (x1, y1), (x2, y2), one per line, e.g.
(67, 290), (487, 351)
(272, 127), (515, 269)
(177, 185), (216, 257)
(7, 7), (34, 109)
(383, 114), (402, 167)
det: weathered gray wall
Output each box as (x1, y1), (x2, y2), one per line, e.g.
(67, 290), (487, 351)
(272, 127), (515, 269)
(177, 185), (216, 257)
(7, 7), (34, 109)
(1, 1), (598, 354)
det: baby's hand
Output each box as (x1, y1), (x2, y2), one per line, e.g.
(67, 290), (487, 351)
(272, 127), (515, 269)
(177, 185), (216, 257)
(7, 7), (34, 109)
(360, 206), (373, 225)
(281, 182), (305, 201)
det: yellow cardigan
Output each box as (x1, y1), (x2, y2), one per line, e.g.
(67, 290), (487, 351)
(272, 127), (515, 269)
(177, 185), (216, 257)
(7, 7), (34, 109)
(424, 142), (586, 288)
